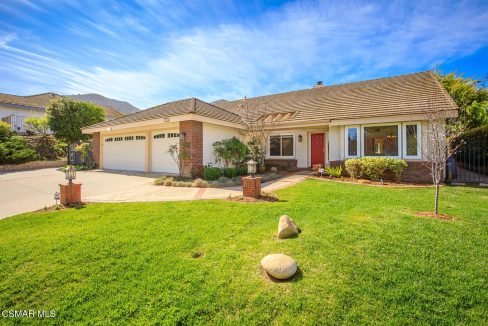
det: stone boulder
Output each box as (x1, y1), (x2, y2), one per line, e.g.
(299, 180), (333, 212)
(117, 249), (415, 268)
(261, 254), (297, 279)
(277, 215), (299, 239)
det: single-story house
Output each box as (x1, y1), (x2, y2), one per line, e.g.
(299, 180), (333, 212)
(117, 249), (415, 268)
(82, 71), (457, 182)
(0, 92), (123, 133)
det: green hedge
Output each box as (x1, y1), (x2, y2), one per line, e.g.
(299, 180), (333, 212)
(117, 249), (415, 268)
(203, 166), (248, 180)
(0, 136), (40, 164)
(345, 158), (408, 181)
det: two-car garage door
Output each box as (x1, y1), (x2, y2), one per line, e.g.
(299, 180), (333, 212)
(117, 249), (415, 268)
(103, 131), (180, 173)
(103, 135), (146, 171)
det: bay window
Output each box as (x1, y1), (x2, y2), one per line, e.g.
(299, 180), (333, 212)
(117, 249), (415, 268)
(269, 134), (294, 157)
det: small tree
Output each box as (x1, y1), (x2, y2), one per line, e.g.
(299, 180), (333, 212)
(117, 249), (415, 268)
(47, 98), (104, 164)
(24, 115), (49, 135)
(238, 98), (277, 169)
(212, 137), (247, 168)
(167, 142), (191, 175)
(419, 83), (466, 214)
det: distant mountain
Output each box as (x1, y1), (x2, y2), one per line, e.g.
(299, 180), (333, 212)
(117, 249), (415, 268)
(66, 93), (140, 115)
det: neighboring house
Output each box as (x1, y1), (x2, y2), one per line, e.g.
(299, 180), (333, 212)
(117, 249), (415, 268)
(0, 92), (124, 133)
(82, 71), (457, 182)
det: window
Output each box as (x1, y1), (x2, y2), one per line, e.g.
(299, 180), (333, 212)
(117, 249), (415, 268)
(105, 138), (113, 142)
(136, 135), (145, 140)
(363, 125), (399, 157)
(345, 126), (359, 158)
(269, 134), (294, 157)
(114, 137), (123, 142)
(125, 136), (134, 141)
(168, 133), (180, 138)
(403, 122), (421, 159)
(154, 133), (165, 139)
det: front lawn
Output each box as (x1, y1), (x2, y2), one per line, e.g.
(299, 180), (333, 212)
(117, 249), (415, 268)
(0, 180), (487, 324)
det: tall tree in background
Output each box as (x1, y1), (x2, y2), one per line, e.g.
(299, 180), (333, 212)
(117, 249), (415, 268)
(47, 98), (104, 164)
(435, 70), (488, 129)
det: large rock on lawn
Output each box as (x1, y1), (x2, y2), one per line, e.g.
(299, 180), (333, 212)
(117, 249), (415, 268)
(277, 215), (299, 239)
(261, 254), (297, 279)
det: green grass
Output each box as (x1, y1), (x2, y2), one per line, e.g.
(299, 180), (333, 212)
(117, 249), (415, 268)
(1, 180), (487, 325)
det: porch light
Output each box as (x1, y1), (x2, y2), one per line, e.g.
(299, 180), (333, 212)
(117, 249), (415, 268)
(65, 165), (76, 184)
(298, 134), (303, 142)
(247, 160), (257, 177)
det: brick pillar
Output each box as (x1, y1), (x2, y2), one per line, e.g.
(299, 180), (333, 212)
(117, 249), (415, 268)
(92, 132), (100, 167)
(179, 120), (203, 177)
(59, 183), (82, 206)
(242, 177), (262, 198)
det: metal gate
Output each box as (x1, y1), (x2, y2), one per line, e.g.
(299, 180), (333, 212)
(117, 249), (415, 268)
(447, 137), (488, 184)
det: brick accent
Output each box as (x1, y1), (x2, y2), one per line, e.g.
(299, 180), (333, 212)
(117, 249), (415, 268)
(242, 177), (262, 198)
(59, 183), (82, 206)
(179, 120), (203, 177)
(265, 159), (298, 170)
(92, 132), (100, 167)
(330, 160), (433, 183)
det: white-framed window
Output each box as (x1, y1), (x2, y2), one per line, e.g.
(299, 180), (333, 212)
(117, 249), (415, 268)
(402, 122), (422, 159)
(105, 137), (113, 142)
(268, 134), (295, 158)
(114, 137), (123, 142)
(136, 135), (146, 140)
(361, 123), (401, 158)
(345, 125), (360, 158)
(124, 136), (134, 141)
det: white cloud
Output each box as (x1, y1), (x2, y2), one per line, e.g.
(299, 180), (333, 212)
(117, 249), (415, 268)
(0, 33), (17, 48)
(1, 0), (488, 108)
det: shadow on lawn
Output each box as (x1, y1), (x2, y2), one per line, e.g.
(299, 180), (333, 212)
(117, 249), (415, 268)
(261, 266), (303, 283)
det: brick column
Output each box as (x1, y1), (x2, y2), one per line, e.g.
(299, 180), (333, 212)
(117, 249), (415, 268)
(242, 177), (262, 198)
(92, 132), (100, 167)
(179, 120), (203, 177)
(59, 183), (82, 206)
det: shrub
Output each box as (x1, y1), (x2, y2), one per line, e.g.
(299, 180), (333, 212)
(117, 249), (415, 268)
(53, 140), (68, 158)
(345, 159), (363, 179)
(0, 121), (12, 141)
(223, 167), (239, 178)
(325, 166), (342, 177)
(192, 178), (208, 188)
(362, 158), (388, 181)
(237, 166), (248, 176)
(212, 137), (248, 168)
(0, 136), (39, 164)
(203, 167), (222, 180)
(386, 158), (408, 181)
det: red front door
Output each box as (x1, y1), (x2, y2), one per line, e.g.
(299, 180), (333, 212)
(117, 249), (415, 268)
(311, 133), (325, 166)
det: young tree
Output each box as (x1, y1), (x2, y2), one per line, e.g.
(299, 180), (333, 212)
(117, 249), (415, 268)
(24, 115), (49, 135)
(47, 98), (104, 164)
(238, 98), (277, 169)
(419, 84), (466, 215)
(167, 142), (191, 175)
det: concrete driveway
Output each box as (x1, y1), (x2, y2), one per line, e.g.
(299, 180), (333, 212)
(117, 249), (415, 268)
(0, 168), (241, 219)
(0, 168), (308, 219)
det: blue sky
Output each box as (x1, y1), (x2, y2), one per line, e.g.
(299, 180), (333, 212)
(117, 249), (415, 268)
(0, 0), (487, 109)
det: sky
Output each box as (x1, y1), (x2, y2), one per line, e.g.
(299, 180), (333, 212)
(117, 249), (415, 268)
(0, 0), (487, 109)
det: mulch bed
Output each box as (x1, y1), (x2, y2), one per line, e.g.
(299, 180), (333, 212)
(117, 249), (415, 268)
(309, 176), (430, 188)
(35, 203), (87, 213)
(226, 193), (279, 203)
(416, 212), (455, 220)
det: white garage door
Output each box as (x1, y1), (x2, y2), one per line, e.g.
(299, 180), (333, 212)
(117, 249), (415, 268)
(152, 130), (180, 174)
(103, 135), (146, 171)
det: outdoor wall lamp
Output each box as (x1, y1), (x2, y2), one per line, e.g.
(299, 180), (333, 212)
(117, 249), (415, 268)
(298, 134), (303, 142)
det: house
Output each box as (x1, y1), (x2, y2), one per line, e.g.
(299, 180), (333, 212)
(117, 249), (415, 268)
(0, 93), (124, 133)
(82, 71), (457, 182)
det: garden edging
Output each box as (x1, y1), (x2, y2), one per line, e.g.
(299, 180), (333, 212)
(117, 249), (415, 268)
(0, 160), (67, 171)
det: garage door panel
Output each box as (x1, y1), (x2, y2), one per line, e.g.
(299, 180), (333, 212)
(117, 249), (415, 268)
(152, 130), (179, 174)
(103, 135), (145, 171)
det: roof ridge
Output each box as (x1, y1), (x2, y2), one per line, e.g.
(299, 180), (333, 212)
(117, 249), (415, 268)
(223, 71), (432, 104)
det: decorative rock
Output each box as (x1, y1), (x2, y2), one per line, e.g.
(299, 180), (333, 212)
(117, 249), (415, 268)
(270, 167), (278, 172)
(277, 215), (299, 239)
(261, 254), (297, 279)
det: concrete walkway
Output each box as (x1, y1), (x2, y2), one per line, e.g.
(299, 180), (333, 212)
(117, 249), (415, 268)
(0, 168), (307, 219)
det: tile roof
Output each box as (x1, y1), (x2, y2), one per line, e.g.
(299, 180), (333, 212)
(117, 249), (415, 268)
(86, 97), (243, 129)
(83, 71), (457, 130)
(216, 71), (457, 123)
(0, 93), (124, 120)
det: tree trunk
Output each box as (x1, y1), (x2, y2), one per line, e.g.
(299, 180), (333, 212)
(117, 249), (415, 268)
(434, 182), (440, 215)
(67, 143), (71, 165)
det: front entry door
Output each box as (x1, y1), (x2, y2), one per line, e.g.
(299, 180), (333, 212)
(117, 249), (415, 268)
(311, 133), (325, 166)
